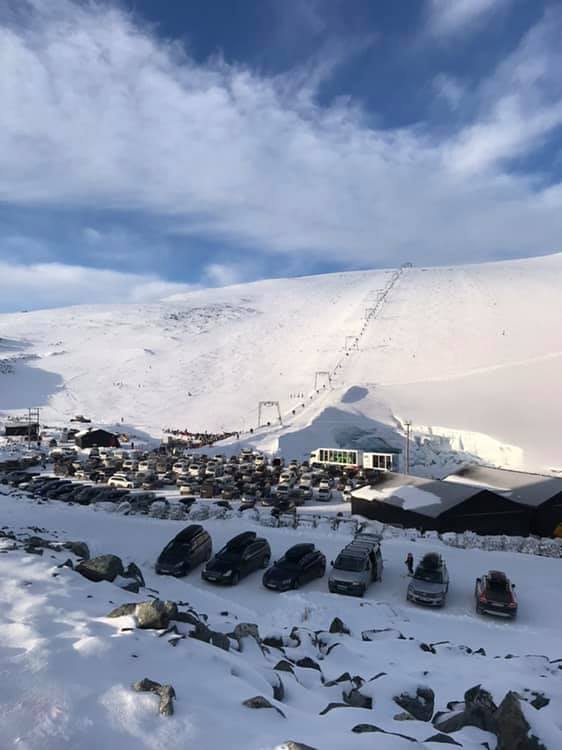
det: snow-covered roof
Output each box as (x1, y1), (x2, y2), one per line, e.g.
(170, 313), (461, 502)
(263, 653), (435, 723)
(351, 471), (494, 518)
(444, 466), (562, 508)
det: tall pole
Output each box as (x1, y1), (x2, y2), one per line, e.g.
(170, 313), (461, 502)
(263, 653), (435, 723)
(404, 420), (411, 474)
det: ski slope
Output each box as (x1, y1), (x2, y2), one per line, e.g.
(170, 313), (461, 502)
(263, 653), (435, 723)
(1, 253), (562, 473)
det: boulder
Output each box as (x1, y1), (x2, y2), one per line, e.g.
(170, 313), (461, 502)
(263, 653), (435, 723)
(271, 673), (284, 701)
(242, 695), (285, 718)
(278, 743), (318, 750)
(295, 657), (321, 672)
(135, 599), (177, 630)
(495, 691), (547, 750)
(274, 660), (295, 675)
(329, 617), (350, 635)
(394, 686), (435, 722)
(107, 603), (137, 618)
(209, 631), (230, 651)
(132, 677), (175, 716)
(343, 688), (372, 709)
(76, 554), (124, 583)
(350, 724), (417, 742)
(124, 562), (145, 587)
(63, 541), (90, 559)
(319, 702), (351, 715)
(232, 622), (260, 641)
(463, 684), (498, 734)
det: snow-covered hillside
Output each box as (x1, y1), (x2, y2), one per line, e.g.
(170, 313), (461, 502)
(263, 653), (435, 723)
(1, 253), (562, 474)
(1, 491), (562, 750)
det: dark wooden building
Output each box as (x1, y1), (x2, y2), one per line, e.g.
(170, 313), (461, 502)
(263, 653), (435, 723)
(75, 428), (119, 449)
(4, 421), (39, 439)
(446, 466), (562, 538)
(351, 471), (532, 536)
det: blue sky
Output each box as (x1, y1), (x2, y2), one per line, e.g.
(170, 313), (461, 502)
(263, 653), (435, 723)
(1, 0), (561, 310)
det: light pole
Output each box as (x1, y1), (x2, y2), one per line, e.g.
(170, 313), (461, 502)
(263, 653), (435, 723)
(404, 420), (411, 474)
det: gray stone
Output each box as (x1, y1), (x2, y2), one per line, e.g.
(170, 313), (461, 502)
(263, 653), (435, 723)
(63, 541), (90, 559)
(274, 660), (295, 674)
(496, 691), (547, 750)
(76, 554), (124, 583)
(120, 581), (140, 593)
(280, 743), (318, 750)
(319, 702), (350, 715)
(242, 695), (285, 718)
(272, 673), (284, 701)
(232, 622), (260, 642)
(295, 657), (321, 672)
(107, 603), (137, 618)
(329, 617), (350, 635)
(132, 677), (176, 716)
(343, 688), (372, 709)
(124, 562), (145, 587)
(209, 631), (230, 651)
(350, 724), (417, 742)
(394, 686), (435, 722)
(135, 599), (178, 630)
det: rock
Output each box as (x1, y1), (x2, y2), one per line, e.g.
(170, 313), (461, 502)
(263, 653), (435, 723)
(107, 603), (137, 618)
(63, 541), (90, 559)
(350, 724), (417, 742)
(324, 672), (351, 687)
(424, 733), (462, 745)
(495, 691), (547, 750)
(271, 673), (284, 701)
(343, 688), (372, 709)
(433, 710), (467, 734)
(295, 657), (321, 672)
(120, 580), (140, 593)
(135, 599), (178, 630)
(394, 712), (416, 721)
(463, 684), (498, 734)
(242, 695), (285, 718)
(529, 693), (549, 711)
(175, 610), (202, 627)
(132, 677), (175, 716)
(124, 562), (145, 587)
(319, 702), (350, 715)
(232, 622), (260, 641)
(76, 554), (124, 583)
(209, 631), (230, 651)
(278, 743), (318, 750)
(329, 617), (350, 635)
(274, 660), (295, 674)
(394, 686), (435, 722)
(262, 635), (284, 649)
(420, 642), (436, 654)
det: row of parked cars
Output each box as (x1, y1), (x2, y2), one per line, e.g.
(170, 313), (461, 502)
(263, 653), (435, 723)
(154, 526), (519, 617)
(155, 526), (382, 595)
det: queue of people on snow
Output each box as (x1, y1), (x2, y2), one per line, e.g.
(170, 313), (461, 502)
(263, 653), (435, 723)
(162, 428), (239, 448)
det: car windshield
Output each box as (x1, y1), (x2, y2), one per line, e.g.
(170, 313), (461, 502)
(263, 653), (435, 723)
(414, 567), (443, 583)
(216, 547), (243, 562)
(334, 555), (364, 571)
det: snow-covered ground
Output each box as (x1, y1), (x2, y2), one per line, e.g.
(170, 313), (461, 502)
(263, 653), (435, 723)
(2, 253), (562, 475)
(1, 490), (561, 749)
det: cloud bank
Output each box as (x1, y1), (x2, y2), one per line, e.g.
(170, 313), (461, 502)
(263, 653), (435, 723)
(0, 0), (561, 276)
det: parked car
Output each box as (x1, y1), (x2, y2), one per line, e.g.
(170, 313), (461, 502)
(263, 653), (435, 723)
(155, 525), (212, 576)
(328, 533), (383, 597)
(263, 543), (326, 591)
(317, 485), (333, 501)
(475, 570), (518, 618)
(201, 531), (271, 585)
(407, 553), (449, 607)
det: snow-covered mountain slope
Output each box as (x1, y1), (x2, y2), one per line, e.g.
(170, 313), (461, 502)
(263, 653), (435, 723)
(1, 253), (562, 473)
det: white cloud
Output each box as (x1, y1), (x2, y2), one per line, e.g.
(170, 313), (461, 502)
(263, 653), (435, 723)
(0, 261), (197, 311)
(0, 1), (561, 273)
(427, 0), (510, 37)
(203, 263), (246, 287)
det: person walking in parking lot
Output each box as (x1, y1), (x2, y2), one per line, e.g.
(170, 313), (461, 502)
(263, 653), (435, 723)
(405, 552), (414, 575)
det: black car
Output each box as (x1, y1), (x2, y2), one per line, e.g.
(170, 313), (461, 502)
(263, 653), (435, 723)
(263, 543), (326, 591)
(201, 531), (271, 585)
(155, 525), (212, 576)
(475, 570), (518, 618)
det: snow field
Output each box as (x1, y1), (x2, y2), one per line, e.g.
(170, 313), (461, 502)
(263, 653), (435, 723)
(1, 493), (561, 749)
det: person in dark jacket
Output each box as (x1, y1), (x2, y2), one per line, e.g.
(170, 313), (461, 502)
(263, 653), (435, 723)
(405, 552), (414, 575)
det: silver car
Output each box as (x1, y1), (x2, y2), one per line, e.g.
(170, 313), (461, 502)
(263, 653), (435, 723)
(407, 553), (449, 607)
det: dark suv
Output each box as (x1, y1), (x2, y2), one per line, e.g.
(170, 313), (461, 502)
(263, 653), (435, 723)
(263, 543), (326, 591)
(475, 570), (518, 618)
(201, 531), (271, 585)
(155, 525), (212, 576)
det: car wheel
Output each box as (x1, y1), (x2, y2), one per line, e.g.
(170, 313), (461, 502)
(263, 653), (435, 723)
(230, 571), (240, 585)
(357, 586), (366, 598)
(292, 577), (301, 590)
(261, 554), (270, 569)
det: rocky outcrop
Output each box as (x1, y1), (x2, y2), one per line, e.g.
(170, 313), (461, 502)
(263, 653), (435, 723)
(132, 677), (175, 716)
(63, 540), (90, 559)
(434, 684), (497, 735)
(329, 617), (350, 635)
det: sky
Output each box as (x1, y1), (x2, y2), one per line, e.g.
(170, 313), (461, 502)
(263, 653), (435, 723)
(1, 0), (562, 311)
